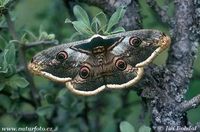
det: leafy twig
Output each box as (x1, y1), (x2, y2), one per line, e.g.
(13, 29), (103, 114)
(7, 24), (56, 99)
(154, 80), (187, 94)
(0, 90), (36, 108)
(24, 40), (59, 49)
(3, 8), (41, 107)
(9, 112), (38, 121)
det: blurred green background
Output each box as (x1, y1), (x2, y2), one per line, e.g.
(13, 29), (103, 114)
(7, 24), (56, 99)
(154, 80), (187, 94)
(0, 0), (199, 131)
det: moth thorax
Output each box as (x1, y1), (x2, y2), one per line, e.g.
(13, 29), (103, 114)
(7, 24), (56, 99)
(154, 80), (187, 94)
(92, 46), (105, 54)
(92, 46), (106, 65)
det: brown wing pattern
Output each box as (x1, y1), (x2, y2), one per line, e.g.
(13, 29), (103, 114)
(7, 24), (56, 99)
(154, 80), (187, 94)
(28, 29), (170, 96)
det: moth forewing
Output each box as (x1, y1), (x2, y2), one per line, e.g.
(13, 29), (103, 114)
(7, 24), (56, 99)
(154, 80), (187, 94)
(135, 34), (171, 67)
(28, 42), (91, 80)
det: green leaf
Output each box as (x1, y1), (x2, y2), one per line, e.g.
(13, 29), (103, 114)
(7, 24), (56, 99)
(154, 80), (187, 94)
(65, 18), (72, 23)
(39, 31), (48, 40)
(119, 121), (135, 132)
(67, 32), (82, 42)
(5, 43), (15, 65)
(10, 91), (19, 99)
(106, 6), (126, 32)
(20, 33), (29, 43)
(47, 34), (55, 40)
(110, 27), (125, 34)
(91, 17), (101, 33)
(0, 0), (10, 6)
(5, 64), (16, 77)
(73, 5), (90, 27)
(0, 44), (16, 76)
(6, 75), (29, 89)
(0, 49), (8, 73)
(93, 12), (108, 33)
(138, 125), (151, 132)
(45, 94), (56, 104)
(57, 88), (67, 99)
(24, 30), (37, 40)
(36, 105), (54, 116)
(0, 94), (11, 111)
(0, 83), (5, 91)
(72, 21), (94, 37)
(0, 17), (7, 29)
(4, 0), (10, 5)
(0, 35), (7, 49)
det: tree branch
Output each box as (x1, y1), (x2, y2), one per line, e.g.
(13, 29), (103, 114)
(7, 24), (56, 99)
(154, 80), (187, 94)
(176, 94), (200, 112)
(165, 0), (197, 100)
(192, 0), (200, 42)
(149, 0), (199, 130)
(24, 40), (59, 49)
(146, 0), (172, 25)
(4, 11), (18, 40)
(196, 122), (200, 131)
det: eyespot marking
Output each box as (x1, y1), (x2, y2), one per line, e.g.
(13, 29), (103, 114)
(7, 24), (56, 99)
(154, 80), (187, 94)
(115, 59), (127, 71)
(129, 37), (142, 47)
(56, 51), (68, 61)
(79, 66), (90, 79)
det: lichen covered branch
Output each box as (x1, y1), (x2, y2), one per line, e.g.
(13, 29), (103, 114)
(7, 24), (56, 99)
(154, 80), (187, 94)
(177, 94), (200, 112)
(140, 0), (199, 130)
(165, 0), (197, 100)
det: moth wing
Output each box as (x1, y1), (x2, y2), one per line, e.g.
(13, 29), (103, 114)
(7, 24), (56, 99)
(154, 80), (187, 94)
(28, 41), (91, 82)
(108, 29), (170, 67)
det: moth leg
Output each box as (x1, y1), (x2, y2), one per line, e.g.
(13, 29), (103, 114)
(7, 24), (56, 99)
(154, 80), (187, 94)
(65, 82), (106, 96)
(106, 67), (144, 89)
(136, 35), (171, 67)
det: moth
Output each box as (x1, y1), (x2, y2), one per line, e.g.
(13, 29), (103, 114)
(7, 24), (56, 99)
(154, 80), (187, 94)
(28, 29), (171, 96)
